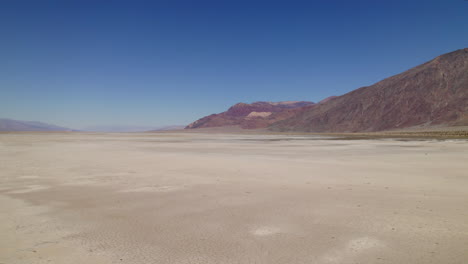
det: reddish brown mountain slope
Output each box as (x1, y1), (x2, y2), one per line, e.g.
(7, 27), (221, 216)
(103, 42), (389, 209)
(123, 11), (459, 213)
(185, 101), (314, 129)
(270, 48), (468, 132)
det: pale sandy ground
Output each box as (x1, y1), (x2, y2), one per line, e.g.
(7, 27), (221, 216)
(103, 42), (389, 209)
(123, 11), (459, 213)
(0, 133), (467, 264)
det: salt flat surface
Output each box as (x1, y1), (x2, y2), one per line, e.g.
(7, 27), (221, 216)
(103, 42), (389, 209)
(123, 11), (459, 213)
(1, 132), (467, 263)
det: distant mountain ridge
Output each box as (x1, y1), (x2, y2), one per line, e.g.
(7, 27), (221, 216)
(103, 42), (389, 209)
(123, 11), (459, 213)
(83, 125), (185, 132)
(185, 101), (315, 129)
(0, 118), (74, 132)
(83, 125), (161, 133)
(147, 125), (185, 132)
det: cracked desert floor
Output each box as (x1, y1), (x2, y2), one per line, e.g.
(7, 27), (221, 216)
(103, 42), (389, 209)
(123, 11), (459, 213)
(1, 132), (467, 264)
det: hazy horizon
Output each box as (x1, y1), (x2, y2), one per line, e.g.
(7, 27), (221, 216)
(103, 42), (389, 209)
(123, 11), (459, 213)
(2, 0), (467, 128)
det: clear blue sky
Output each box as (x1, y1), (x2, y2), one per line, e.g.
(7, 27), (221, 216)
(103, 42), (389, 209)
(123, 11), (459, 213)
(1, 0), (467, 129)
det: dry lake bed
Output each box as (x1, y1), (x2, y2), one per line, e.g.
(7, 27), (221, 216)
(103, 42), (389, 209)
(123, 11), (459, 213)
(1, 132), (467, 264)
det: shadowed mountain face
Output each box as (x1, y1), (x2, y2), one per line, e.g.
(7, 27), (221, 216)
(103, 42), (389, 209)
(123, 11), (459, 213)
(185, 101), (315, 129)
(0, 119), (73, 132)
(269, 48), (468, 132)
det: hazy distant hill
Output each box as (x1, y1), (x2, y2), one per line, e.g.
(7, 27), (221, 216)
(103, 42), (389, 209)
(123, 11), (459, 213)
(149, 125), (185, 131)
(185, 101), (315, 129)
(0, 118), (74, 132)
(83, 125), (185, 132)
(83, 125), (160, 133)
(270, 48), (468, 132)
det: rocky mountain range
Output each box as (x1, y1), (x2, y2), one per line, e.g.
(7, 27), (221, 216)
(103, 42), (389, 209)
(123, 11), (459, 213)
(185, 101), (315, 129)
(187, 48), (468, 132)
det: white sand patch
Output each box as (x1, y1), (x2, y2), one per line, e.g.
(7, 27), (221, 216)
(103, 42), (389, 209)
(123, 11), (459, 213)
(120, 185), (184, 193)
(251, 226), (281, 236)
(245, 111), (272, 119)
(321, 236), (384, 263)
(19, 175), (39, 179)
(346, 236), (382, 252)
(7, 184), (50, 194)
(60, 179), (99, 186)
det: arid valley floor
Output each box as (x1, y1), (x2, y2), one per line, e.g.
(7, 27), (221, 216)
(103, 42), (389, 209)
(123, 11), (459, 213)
(1, 132), (467, 264)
